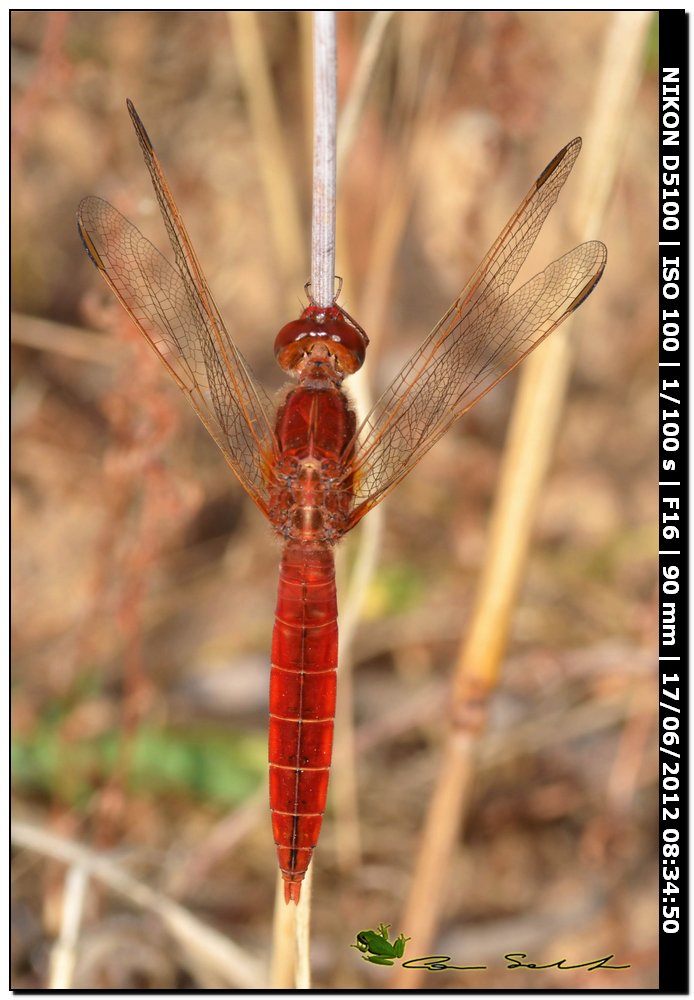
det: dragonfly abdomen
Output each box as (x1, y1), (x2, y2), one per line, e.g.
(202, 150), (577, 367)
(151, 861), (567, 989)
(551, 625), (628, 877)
(269, 540), (338, 903)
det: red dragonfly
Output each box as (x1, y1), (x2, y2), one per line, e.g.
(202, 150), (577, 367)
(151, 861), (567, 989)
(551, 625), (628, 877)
(78, 100), (606, 904)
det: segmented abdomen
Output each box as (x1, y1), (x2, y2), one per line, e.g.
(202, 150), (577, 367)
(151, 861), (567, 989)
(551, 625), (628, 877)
(269, 540), (337, 903)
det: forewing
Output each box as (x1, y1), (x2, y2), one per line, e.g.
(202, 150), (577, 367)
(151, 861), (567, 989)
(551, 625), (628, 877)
(348, 139), (606, 523)
(77, 104), (277, 515)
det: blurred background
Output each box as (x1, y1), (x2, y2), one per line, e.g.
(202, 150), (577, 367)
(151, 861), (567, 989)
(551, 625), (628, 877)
(11, 11), (658, 989)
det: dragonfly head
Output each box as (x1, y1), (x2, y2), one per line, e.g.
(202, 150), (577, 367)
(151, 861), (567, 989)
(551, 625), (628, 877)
(274, 304), (369, 377)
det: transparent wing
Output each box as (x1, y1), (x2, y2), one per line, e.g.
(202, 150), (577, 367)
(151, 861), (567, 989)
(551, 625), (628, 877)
(77, 101), (277, 516)
(348, 138), (606, 524)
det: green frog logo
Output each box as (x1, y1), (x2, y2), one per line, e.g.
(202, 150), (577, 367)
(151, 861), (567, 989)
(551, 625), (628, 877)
(352, 923), (411, 966)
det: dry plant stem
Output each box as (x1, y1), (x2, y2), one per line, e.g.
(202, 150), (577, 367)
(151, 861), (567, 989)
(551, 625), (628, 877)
(570, 12), (654, 235)
(11, 313), (122, 364)
(360, 16), (456, 348)
(228, 11), (306, 309)
(310, 11), (337, 307)
(294, 865), (313, 988)
(270, 874), (297, 987)
(269, 866), (313, 988)
(332, 510), (384, 875)
(47, 863), (89, 988)
(393, 13), (651, 986)
(12, 821), (264, 989)
(336, 11), (395, 173)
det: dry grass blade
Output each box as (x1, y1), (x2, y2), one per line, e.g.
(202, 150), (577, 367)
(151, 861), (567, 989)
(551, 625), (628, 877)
(268, 866), (313, 988)
(270, 875), (297, 987)
(310, 11), (337, 308)
(228, 11), (306, 309)
(337, 11), (395, 173)
(392, 12), (652, 986)
(332, 507), (384, 876)
(571, 12), (657, 235)
(11, 313), (123, 365)
(47, 864), (89, 989)
(359, 15), (457, 344)
(12, 821), (264, 988)
(294, 865), (313, 988)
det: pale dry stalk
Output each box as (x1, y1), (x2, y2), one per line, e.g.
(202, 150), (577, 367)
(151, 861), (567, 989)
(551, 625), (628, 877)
(269, 849), (314, 988)
(336, 11), (395, 172)
(11, 313), (122, 365)
(47, 863), (89, 988)
(228, 11), (306, 309)
(294, 865), (313, 988)
(310, 11), (337, 307)
(270, 875), (298, 987)
(12, 821), (264, 988)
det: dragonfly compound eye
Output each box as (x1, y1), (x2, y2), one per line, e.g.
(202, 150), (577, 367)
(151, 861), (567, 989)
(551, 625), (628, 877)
(274, 308), (368, 375)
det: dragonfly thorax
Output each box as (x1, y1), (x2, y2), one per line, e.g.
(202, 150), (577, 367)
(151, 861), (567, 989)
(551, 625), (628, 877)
(269, 453), (353, 542)
(270, 382), (357, 542)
